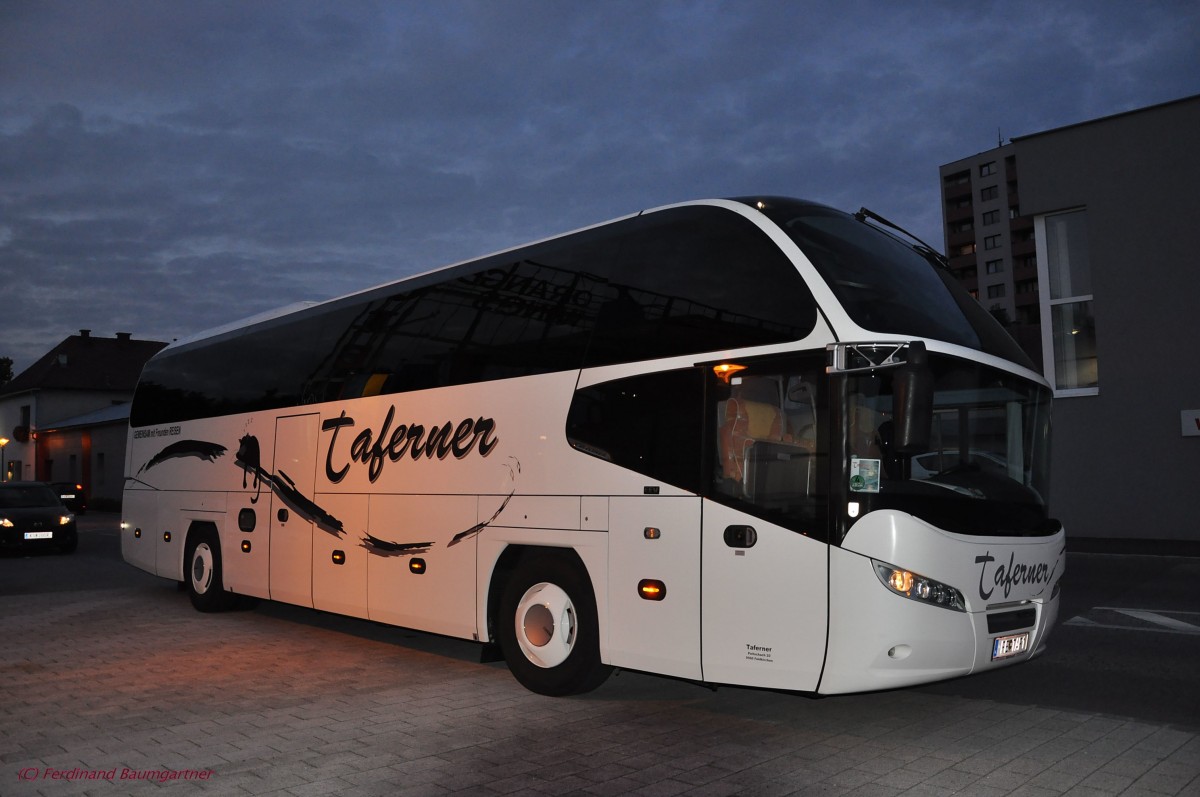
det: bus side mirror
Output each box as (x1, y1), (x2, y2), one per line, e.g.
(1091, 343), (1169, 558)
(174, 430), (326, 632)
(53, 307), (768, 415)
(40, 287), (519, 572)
(893, 342), (933, 454)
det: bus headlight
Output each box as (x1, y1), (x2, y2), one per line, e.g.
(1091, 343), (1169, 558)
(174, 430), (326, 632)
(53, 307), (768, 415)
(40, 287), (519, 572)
(873, 560), (965, 612)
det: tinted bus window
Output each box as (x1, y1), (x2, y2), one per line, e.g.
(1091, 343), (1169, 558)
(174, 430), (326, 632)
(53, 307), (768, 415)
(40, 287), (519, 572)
(132, 203), (820, 427)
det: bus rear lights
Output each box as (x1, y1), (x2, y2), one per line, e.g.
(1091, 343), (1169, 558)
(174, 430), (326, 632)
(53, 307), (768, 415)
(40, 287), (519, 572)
(410, 558), (426, 575)
(873, 560), (965, 612)
(638, 579), (666, 601)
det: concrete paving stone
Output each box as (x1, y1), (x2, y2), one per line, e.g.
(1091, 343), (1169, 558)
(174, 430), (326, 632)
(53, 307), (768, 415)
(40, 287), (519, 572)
(840, 782), (905, 797)
(624, 776), (696, 797)
(667, 763), (730, 787)
(1050, 748), (1114, 777)
(1004, 755), (1053, 777)
(869, 766), (930, 791)
(947, 783), (1011, 797)
(1137, 728), (1197, 758)
(1027, 764), (1088, 791)
(1100, 750), (1163, 779)
(575, 773), (650, 796)
(924, 766), (984, 791)
(821, 766), (879, 791)
(470, 772), (559, 797)
(895, 754), (955, 776)
(895, 783), (956, 797)
(854, 755), (913, 777)
(270, 777), (358, 797)
(1133, 771), (1198, 794)
(974, 768), (1036, 793)
(1080, 769), (1139, 793)
(1002, 786), (1062, 797)
(1020, 735), (1090, 764)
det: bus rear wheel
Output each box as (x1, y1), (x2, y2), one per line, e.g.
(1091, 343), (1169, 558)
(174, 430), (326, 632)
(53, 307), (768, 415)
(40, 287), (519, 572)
(185, 527), (236, 612)
(498, 553), (611, 696)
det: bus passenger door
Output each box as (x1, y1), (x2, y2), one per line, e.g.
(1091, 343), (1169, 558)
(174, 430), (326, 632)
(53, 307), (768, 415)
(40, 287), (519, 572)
(700, 501), (828, 691)
(269, 413), (318, 608)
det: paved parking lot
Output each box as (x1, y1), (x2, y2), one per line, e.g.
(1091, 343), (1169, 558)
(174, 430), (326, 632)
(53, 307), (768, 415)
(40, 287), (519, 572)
(2, 520), (1198, 796)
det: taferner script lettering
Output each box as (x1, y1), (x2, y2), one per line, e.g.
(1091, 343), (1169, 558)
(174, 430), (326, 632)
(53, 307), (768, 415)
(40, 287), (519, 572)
(322, 408), (498, 483)
(974, 550), (1055, 601)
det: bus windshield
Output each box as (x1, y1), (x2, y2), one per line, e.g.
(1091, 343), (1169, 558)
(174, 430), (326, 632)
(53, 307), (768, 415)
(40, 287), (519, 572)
(745, 198), (1033, 369)
(840, 353), (1054, 537)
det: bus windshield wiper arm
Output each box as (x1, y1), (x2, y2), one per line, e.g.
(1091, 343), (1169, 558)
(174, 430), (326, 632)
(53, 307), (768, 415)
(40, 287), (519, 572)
(854, 207), (949, 267)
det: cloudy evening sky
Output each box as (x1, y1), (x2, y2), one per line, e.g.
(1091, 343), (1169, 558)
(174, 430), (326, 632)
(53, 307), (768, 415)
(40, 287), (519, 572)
(2, 1), (1198, 375)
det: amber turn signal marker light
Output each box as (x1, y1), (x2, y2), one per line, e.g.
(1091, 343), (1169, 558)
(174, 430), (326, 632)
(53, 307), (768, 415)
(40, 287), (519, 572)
(163, 531), (171, 543)
(712, 363), (747, 383)
(133, 528), (141, 539)
(638, 579), (666, 601)
(241, 540), (252, 553)
(331, 550), (346, 565)
(410, 558), (426, 574)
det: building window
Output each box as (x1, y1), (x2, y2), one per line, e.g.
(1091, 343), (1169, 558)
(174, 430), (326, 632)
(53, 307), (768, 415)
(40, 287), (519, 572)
(987, 284), (1006, 299)
(983, 234), (1002, 250)
(980, 185), (999, 201)
(985, 259), (1004, 274)
(979, 162), (996, 177)
(982, 210), (999, 226)
(1035, 208), (1098, 396)
(1010, 206), (1021, 218)
(957, 243), (976, 256)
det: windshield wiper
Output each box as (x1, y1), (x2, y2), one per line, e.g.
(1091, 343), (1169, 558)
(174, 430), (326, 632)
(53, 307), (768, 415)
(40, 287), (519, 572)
(854, 207), (949, 267)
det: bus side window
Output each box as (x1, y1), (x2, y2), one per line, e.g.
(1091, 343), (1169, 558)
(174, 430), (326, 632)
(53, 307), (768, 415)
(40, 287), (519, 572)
(565, 369), (705, 494)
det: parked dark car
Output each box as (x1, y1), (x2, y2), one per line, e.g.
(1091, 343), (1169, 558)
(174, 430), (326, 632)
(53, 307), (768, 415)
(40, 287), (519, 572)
(52, 482), (87, 514)
(0, 482), (78, 554)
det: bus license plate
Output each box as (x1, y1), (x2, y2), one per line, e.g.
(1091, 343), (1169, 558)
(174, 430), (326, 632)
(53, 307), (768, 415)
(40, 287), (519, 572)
(992, 632), (1030, 660)
(24, 531), (54, 540)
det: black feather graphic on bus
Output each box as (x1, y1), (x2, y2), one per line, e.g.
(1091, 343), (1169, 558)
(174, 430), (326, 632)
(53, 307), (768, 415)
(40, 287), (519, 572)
(360, 535), (434, 556)
(138, 440), (227, 475)
(232, 437), (345, 537)
(226, 434), (517, 556)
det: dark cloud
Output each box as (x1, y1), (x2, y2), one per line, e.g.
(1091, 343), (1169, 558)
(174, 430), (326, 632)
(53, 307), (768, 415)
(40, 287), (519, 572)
(2, 0), (1198, 373)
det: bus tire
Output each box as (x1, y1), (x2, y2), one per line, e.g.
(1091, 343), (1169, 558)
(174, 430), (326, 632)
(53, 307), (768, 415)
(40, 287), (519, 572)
(498, 552), (611, 696)
(184, 526), (236, 613)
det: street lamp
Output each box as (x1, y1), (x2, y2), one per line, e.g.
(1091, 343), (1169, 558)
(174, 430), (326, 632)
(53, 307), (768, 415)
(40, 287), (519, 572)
(0, 437), (8, 483)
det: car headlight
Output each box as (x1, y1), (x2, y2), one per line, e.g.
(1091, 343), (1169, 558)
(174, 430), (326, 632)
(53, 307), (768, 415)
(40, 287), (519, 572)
(59, 515), (73, 526)
(0, 517), (13, 528)
(873, 560), (965, 612)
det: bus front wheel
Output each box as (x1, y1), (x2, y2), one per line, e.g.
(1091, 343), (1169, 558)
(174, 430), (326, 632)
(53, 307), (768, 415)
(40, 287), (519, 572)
(498, 553), (611, 696)
(184, 527), (236, 613)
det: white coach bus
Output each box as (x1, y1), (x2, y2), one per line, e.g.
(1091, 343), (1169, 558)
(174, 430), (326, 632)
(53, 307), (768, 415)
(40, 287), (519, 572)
(122, 197), (1064, 696)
